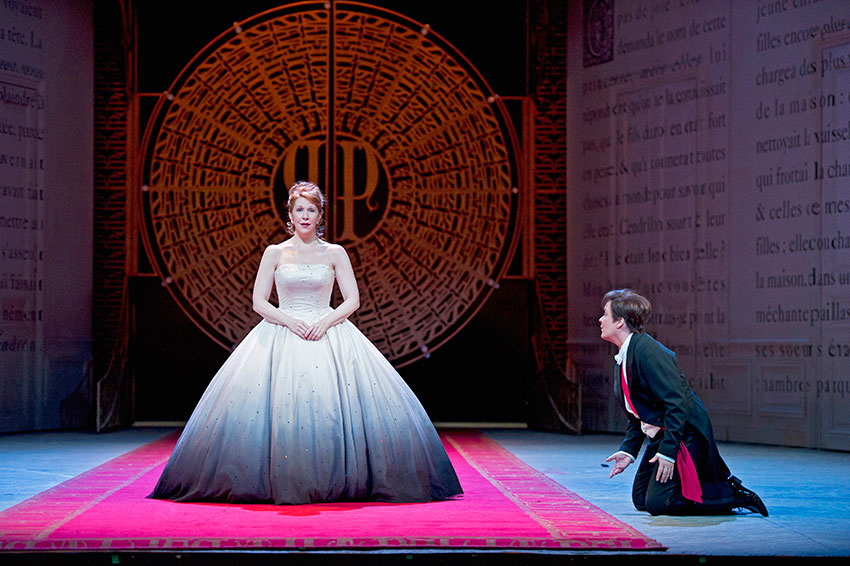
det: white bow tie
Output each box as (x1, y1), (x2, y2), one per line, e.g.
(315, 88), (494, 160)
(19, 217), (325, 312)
(614, 352), (624, 365)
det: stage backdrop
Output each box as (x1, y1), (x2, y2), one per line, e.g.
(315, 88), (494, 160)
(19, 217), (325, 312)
(136, 2), (521, 368)
(0, 0), (93, 432)
(125, 0), (541, 425)
(568, 0), (850, 450)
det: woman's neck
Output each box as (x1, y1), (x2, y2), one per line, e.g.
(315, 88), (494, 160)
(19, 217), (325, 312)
(294, 233), (319, 247)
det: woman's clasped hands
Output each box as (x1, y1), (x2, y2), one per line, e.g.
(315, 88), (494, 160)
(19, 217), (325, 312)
(287, 317), (330, 341)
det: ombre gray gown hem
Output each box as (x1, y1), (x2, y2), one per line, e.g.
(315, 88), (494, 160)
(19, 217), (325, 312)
(148, 263), (462, 505)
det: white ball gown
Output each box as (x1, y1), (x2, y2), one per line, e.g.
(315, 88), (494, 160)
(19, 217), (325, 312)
(148, 263), (462, 504)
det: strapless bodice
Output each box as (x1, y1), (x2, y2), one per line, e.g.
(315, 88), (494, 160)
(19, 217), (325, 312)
(274, 263), (334, 317)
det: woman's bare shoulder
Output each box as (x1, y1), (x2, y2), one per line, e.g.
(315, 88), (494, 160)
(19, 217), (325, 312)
(267, 239), (296, 253)
(323, 242), (349, 257)
(260, 241), (290, 263)
(322, 242), (351, 267)
(323, 241), (346, 253)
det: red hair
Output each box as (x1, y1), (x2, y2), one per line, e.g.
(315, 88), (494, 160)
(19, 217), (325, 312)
(286, 181), (326, 236)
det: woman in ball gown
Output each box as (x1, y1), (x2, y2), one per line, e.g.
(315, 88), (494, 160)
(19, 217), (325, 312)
(148, 181), (462, 504)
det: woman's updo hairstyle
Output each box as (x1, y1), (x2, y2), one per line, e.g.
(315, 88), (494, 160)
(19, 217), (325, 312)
(286, 181), (326, 237)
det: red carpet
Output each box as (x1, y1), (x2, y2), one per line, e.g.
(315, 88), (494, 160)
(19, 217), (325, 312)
(0, 430), (663, 551)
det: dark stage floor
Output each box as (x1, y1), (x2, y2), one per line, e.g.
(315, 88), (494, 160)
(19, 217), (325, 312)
(1, 425), (848, 564)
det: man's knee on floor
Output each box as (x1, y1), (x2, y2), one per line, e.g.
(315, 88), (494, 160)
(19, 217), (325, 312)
(645, 497), (671, 516)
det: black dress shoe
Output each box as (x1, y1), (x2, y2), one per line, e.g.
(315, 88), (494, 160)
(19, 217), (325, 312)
(728, 475), (769, 517)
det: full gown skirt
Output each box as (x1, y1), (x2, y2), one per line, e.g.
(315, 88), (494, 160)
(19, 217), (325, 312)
(148, 263), (462, 504)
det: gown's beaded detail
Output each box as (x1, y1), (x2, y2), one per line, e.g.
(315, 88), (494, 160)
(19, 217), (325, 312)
(149, 264), (462, 504)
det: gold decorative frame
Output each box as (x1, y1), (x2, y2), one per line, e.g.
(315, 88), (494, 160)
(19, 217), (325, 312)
(138, 1), (521, 367)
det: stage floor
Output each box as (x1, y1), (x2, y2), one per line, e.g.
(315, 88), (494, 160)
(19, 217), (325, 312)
(1, 425), (848, 561)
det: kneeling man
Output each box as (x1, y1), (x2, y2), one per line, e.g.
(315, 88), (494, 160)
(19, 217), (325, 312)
(601, 289), (768, 516)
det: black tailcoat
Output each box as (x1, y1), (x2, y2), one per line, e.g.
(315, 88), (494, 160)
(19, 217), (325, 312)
(615, 332), (734, 511)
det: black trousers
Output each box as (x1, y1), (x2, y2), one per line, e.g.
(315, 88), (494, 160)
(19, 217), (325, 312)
(632, 426), (735, 516)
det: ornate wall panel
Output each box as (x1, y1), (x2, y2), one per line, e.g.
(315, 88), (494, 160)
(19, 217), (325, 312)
(525, 0), (575, 432)
(138, 2), (520, 367)
(91, 0), (134, 430)
(532, 0), (567, 369)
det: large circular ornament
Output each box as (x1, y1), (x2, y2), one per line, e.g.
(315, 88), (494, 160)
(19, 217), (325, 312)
(139, 1), (520, 367)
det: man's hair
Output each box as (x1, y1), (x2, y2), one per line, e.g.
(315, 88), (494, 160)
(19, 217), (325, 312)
(602, 288), (651, 333)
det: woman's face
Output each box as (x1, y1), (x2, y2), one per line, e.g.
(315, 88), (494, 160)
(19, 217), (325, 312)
(289, 196), (322, 236)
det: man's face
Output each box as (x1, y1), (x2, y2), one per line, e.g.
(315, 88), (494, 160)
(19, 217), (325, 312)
(599, 301), (622, 344)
